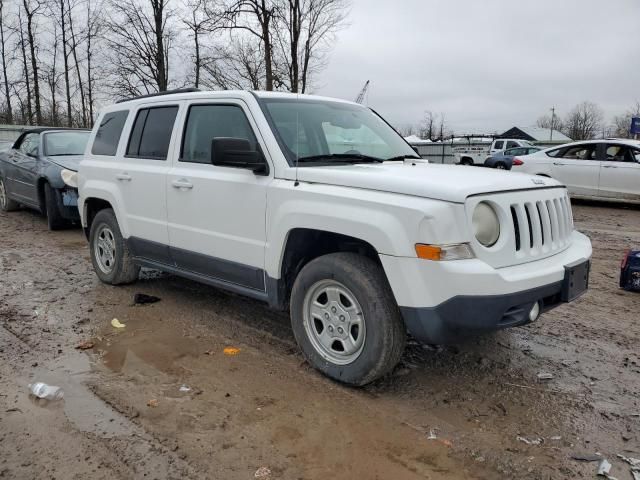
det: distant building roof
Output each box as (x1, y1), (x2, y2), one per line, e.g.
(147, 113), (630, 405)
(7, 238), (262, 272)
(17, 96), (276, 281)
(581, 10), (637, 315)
(499, 126), (572, 143)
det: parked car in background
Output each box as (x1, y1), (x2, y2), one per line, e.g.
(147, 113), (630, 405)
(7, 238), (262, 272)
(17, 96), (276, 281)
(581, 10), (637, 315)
(454, 138), (533, 166)
(484, 146), (541, 169)
(511, 139), (640, 204)
(0, 128), (90, 229)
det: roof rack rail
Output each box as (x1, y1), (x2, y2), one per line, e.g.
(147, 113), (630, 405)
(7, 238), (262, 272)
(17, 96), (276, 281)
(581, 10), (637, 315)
(116, 87), (201, 104)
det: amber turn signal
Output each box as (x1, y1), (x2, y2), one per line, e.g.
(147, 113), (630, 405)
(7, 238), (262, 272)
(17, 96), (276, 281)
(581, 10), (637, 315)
(415, 244), (442, 260)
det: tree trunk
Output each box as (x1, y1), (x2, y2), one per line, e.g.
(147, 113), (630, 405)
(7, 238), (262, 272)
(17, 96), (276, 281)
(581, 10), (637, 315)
(0, 3), (13, 123)
(18, 10), (33, 124)
(23, 0), (42, 125)
(153, 0), (167, 91)
(288, 0), (300, 93)
(67, 0), (87, 127)
(86, 0), (94, 125)
(194, 25), (200, 88)
(261, 0), (273, 91)
(60, 0), (72, 126)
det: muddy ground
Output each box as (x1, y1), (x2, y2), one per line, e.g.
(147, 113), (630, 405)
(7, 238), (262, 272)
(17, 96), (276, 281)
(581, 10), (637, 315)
(1, 201), (639, 480)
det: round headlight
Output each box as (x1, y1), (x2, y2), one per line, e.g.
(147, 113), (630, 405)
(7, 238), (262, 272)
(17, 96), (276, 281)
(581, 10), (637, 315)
(60, 169), (78, 188)
(472, 202), (500, 247)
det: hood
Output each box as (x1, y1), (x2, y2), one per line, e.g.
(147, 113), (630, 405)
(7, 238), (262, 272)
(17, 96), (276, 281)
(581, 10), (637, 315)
(292, 162), (562, 203)
(46, 155), (83, 171)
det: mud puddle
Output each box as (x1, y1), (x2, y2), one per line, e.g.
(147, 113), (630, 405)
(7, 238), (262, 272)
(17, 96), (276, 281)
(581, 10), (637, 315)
(88, 309), (483, 479)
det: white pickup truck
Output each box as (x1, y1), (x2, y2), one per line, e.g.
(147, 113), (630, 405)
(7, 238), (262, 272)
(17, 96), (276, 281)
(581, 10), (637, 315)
(77, 89), (592, 386)
(455, 138), (534, 166)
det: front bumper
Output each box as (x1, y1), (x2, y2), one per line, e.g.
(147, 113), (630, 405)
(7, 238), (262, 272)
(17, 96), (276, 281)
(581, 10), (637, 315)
(54, 187), (80, 221)
(380, 231), (592, 344)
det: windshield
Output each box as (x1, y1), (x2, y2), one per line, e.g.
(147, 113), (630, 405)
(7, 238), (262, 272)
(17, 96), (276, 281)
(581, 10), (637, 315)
(44, 131), (90, 156)
(261, 98), (417, 164)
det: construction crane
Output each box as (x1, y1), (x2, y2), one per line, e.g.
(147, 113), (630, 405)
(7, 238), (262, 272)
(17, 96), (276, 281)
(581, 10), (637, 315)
(355, 80), (370, 104)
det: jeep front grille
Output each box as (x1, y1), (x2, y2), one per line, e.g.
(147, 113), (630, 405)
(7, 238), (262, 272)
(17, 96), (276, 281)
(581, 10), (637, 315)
(510, 195), (573, 256)
(465, 187), (574, 268)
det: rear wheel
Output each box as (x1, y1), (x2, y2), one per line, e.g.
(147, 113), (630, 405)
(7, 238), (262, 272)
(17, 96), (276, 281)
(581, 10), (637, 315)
(495, 161), (507, 170)
(0, 177), (19, 212)
(89, 208), (139, 285)
(460, 158), (473, 166)
(44, 183), (68, 230)
(290, 252), (406, 386)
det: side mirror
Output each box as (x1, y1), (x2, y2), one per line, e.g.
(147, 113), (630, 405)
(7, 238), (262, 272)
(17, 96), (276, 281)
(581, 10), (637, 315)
(211, 138), (268, 175)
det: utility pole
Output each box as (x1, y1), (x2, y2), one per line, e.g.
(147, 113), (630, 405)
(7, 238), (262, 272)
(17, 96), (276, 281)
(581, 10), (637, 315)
(550, 106), (555, 142)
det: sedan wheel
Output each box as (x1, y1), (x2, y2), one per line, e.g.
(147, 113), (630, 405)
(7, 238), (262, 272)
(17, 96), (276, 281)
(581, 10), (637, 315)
(0, 177), (19, 212)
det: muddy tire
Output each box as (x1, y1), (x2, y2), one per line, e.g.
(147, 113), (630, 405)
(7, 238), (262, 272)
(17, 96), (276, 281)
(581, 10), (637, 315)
(44, 183), (68, 230)
(89, 208), (139, 285)
(290, 252), (406, 386)
(0, 176), (19, 212)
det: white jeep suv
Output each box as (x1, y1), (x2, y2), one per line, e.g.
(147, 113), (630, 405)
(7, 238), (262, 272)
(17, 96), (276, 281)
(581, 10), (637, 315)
(78, 89), (592, 385)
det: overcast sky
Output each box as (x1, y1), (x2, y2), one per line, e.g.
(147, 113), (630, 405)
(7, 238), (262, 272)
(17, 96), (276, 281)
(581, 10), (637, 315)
(315, 0), (640, 134)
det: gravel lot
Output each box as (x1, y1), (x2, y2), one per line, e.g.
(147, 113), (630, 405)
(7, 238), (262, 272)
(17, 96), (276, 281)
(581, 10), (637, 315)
(1, 201), (639, 479)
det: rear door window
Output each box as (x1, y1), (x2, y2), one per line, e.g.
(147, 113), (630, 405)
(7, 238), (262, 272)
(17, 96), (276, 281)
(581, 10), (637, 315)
(92, 111), (129, 156)
(126, 106), (179, 160)
(605, 144), (635, 163)
(506, 141), (519, 149)
(493, 140), (504, 150)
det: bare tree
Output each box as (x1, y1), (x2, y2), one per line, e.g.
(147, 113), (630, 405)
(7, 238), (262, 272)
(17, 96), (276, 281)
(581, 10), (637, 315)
(0, 1), (14, 123)
(536, 113), (564, 134)
(44, 20), (61, 126)
(274, 0), (348, 93)
(22, 0), (44, 124)
(66, 0), (88, 126)
(201, 36), (265, 89)
(221, 0), (276, 90)
(85, 0), (102, 123)
(419, 111), (438, 140)
(16, 8), (33, 124)
(106, 0), (174, 97)
(563, 101), (603, 140)
(183, 0), (220, 88)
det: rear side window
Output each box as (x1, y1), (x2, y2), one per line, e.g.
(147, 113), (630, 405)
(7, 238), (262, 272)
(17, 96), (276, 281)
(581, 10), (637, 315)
(506, 141), (519, 149)
(180, 104), (258, 164)
(91, 111), (129, 156)
(126, 106), (178, 160)
(493, 140), (504, 149)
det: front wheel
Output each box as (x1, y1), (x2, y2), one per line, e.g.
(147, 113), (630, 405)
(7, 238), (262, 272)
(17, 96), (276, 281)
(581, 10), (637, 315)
(89, 208), (139, 285)
(290, 252), (406, 386)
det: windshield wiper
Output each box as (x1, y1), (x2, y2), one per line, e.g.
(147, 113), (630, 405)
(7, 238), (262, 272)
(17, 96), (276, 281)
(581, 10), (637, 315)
(385, 154), (422, 161)
(296, 153), (385, 164)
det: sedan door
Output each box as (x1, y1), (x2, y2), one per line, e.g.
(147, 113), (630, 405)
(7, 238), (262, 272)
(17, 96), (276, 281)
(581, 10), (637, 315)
(7, 132), (40, 206)
(550, 143), (600, 196)
(166, 101), (271, 293)
(598, 144), (640, 202)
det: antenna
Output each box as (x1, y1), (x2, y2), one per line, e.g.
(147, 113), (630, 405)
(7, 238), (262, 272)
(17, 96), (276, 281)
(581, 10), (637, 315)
(294, 91), (300, 187)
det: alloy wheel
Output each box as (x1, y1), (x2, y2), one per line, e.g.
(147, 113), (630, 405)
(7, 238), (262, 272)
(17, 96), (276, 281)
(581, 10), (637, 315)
(302, 279), (366, 365)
